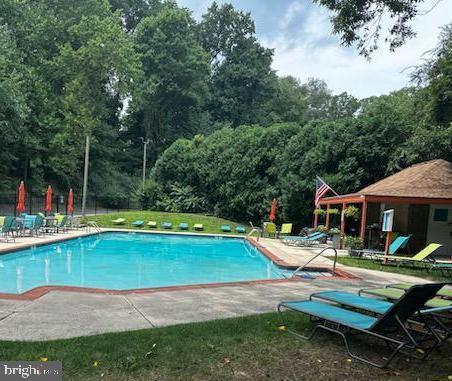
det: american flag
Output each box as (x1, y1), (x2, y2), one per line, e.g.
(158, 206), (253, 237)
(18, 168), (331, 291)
(314, 176), (333, 207)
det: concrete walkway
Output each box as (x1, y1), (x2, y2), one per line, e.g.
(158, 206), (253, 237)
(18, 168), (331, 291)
(0, 268), (430, 341)
(0, 230), (435, 341)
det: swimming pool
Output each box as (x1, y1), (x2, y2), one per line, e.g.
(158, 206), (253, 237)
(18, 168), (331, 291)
(0, 232), (291, 294)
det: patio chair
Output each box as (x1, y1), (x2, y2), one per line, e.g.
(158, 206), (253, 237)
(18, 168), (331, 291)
(0, 216), (16, 242)
(193, 223), (204, 231)
(0, 216), (4, 228)
(263, 222), (277, 238)
(278, 223), (292, 237)
(282, 231), (322, 244)
(147, 221), (157, 228)
(235, 225), (246, 233)
(287, 232), (327, 247)
(131, 220), (144, 227)
(220, 224), (231, 232)
(357, 235), (411, 259)
(32, 214), (45, 236)
(278, 283), (446, 368)
(179, 222), (189, 230)
(162, 222), (172, 229)
(359, 286), (452, 309)
(373, 243), (443, 266)
(55, 215), (68, 233)
(112, 218), (126, 225)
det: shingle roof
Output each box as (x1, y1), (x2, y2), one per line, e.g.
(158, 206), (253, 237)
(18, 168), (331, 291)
(358, 159), (452, 199)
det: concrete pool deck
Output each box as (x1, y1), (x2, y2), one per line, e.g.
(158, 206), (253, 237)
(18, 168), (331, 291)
(0, 229), (438, 341)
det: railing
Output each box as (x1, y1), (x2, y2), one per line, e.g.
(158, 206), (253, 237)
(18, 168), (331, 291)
(291, 247), (338, 277)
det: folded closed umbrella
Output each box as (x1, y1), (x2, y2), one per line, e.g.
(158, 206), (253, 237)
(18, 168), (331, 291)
(45, 185), (53, 214)
(16, 181), (26, 213)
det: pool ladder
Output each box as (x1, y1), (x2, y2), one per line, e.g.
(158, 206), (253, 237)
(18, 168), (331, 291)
(86, 221), (102, 233)
(291, 247), (338, 278)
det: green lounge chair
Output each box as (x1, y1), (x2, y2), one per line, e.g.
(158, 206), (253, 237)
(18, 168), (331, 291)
(220, 225), (231, 232)
(193, 223), (204, 231)
(0, 216), (16, 242)
(389, 283), (452, 299)
(179, 222), (189, 230)
(235, 225), (246, 234)
(132, 220), (144, 227)
(357, 235), (411, 258)
(278, 283), (446, 368)
(359, 286), (452, 309)
(112, 218), (126, 225)
(263, 222), (277, 238)
(162, 222), (172, 229)
(374, 243), (443, 267)
(147, 221), (157, 228)
(0, 216), (4, 228)
(279, 223), (292, 236)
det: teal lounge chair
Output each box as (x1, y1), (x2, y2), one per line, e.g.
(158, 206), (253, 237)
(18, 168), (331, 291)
(132, 220), (144, 227)
(357, 235), (411, 258)
(179, 222), (189, 230)
(0, 216), (16, 242)
(235, 225), (246, 234)
(282, 231), (322, 245)
(162, 222), (172, 229)
(220, 225), (231, 232)
(278, 283), (446, 368)
(286, 232), (326, 247)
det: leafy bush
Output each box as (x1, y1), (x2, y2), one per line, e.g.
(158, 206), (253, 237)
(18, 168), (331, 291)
(344, 235), (363, 250)
(328, 227), (341, 235)
(158, 183), (206, 213)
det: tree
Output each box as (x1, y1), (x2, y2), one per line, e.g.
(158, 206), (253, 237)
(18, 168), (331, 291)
(198, 1), (255, 68)
(413, 24), (452, 126)
(124, 7), (210, 167)
(315, 0), (431, 57)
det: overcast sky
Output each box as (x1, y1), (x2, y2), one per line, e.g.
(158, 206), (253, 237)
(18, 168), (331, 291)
(177, 0), (452, 99)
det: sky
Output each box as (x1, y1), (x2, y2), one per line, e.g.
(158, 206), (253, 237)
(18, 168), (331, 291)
(177, 0), (452, 99)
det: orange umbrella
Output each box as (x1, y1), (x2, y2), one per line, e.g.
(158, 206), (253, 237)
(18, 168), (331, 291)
(67, 189), (74, 215)
(16, 181), (26, 213)
(45, 185), (53, 214)
(269, 198), (277, 222)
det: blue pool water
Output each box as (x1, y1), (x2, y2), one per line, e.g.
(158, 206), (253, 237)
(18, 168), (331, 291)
(0, 232), (290, 294)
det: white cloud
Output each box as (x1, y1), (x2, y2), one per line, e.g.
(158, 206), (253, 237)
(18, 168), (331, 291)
(263, 0), (452, 98)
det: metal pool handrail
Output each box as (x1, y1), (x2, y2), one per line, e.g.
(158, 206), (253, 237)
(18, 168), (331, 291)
(291, 247), (338, 278)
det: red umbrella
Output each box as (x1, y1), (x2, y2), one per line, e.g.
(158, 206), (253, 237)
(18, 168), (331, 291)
(45, 185), (53, 214)
(16, 181), (26, 213)
(67, 189), (74, 215)
(269, 198), (277, 222)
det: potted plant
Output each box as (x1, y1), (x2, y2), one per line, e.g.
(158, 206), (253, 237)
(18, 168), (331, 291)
(343, 205), (359, 220)
(328, 227), (341, 249)
(327, 208), (340, 215)
(313, 208), (326, 216)
(344, 235), (364, 256)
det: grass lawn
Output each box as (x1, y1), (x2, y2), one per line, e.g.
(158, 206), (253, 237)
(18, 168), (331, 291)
(86, 211), (249, 235)
(335, 256), (452, 282)
(1, 312), (451, 381)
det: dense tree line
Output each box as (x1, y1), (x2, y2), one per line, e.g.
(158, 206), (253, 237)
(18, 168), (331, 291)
(0, 0), (451, 223)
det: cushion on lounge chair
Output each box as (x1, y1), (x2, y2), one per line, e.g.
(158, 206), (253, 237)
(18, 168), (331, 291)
(312, 291), (393, 315)
(221, 225), (231, 232)
(112, 218), (126, 225)
(235, 225), (246, 233)
(0, 216), (4, 227)
(147, 221), (157, 228)
(162, 222), (172, 229)
(132, 220), (144, 227)
(280, 223), (292, 235)
(375, 243), (443, 262)
(179, 223), (189, 230)
(281, 300), (377, 330)
(193, 224), (203, 230)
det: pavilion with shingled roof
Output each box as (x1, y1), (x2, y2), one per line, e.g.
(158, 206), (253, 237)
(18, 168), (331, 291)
(315, 159), (452, 254)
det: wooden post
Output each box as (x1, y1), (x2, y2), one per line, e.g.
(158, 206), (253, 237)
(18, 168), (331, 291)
(340, 203), (346, 249)
(383, 231), (392, 264)
(325, 204), (330, 230)
(313, 209), (319, 228)
(359, 201), (367, 243)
